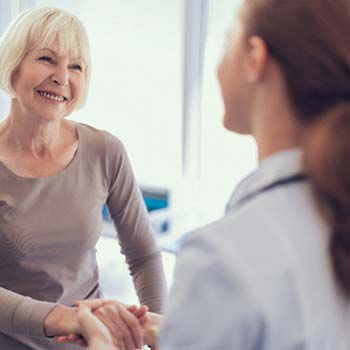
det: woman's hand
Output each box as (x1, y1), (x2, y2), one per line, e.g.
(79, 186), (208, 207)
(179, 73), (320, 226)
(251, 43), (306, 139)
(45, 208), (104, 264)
(44, 305), (80, 337)
(55, 299), (148, 350)
(77, 301), (117, 350)
(90, 300), (144, 350)
(56, 299), (147, 349)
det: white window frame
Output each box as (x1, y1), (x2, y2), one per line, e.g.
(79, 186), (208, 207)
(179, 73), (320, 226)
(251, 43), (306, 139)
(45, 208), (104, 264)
(182, 0), (208, 187)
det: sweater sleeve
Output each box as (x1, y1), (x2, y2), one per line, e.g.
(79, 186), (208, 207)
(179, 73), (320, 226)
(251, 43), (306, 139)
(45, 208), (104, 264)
(0, 287), (57, 337)
(0, 200), (57, 338)
(104, 133), (167, 313)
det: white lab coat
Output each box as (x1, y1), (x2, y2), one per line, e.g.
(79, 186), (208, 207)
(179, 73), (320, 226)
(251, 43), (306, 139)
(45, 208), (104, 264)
(159, 149), (350, 350)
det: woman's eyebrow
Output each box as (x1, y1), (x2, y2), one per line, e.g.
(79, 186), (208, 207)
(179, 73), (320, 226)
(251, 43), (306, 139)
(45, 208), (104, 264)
(36, 48), (57, 56)
(36, 48), (84, 62)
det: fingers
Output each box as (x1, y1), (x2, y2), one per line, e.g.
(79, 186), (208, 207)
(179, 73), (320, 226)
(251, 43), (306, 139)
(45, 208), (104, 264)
(94, 303), (143, 350)
(139, 315), (148, 326)
(75, 299), (105, 311)
(94, 305), (127, 350)
(78, 304), (103, 339)
(78, 299), (147, 318)
(78, 303), (99, 337)
(119, 306), (143, 349)
(127, 305), (138, 313)
(67, 334), (87, 347)
(55, 334), (87, 347)
(114, 317), (132, 350)
(76, 299), (147, 349)
(55, 335), (70, 344)
(78, 303), (115, 349)
(78, 302), (93, 318)
(134, 305), (149, 319)
(127, 304), (149, 326)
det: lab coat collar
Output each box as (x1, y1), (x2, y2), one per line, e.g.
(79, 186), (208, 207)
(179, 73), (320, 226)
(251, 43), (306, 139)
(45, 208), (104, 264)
(226, 148), (303, 213)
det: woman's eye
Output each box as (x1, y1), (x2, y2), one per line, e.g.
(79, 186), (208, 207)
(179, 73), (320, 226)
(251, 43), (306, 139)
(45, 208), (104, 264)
(71, 64), (82, 71)
(38, 56), (53, 63)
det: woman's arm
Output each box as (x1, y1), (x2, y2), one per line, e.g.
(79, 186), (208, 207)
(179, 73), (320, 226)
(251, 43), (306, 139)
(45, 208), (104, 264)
(0, 200), (80, 338)
(104, 134), (167, 312)
(0, 287), (79, 338)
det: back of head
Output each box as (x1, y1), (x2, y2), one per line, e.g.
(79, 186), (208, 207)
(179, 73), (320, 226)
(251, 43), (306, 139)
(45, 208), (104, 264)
(242, 0), (350, 295)
(0, 7), (91, 108)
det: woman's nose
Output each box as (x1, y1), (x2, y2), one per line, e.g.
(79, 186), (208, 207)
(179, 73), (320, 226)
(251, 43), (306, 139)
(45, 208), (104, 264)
(51, 66), (69, 86)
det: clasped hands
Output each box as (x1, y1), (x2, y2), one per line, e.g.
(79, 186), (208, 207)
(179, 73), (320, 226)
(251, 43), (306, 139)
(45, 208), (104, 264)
(45, 299), (161, 350)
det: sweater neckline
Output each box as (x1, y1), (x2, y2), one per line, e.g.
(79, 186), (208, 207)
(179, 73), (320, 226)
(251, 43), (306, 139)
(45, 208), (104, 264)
(0, 122), (82, 182)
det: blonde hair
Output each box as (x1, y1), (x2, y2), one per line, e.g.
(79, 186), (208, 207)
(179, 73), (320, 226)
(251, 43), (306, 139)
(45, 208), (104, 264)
(0, 7), (91, 109)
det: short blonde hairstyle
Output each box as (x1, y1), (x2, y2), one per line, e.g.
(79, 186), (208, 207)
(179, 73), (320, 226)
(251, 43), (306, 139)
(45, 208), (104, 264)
(0, 7), (91, 109)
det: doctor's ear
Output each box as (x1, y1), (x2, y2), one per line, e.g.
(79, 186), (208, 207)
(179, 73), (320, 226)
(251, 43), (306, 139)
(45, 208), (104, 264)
(243, 36), (269, 83)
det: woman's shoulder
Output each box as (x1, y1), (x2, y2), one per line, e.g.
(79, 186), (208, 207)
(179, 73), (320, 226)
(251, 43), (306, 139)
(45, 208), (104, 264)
(183, 204), (299, 284)
(76, 122), (122, 144)
(76, 122), (126, 156)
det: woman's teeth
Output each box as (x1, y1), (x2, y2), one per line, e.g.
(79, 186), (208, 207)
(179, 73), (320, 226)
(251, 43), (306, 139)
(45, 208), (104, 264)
(38, 91), (65, 102)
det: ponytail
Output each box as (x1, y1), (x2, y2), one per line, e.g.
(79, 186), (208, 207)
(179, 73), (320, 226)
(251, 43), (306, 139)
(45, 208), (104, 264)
(243, 0), (350, 294)
(303, 104), (350, 294)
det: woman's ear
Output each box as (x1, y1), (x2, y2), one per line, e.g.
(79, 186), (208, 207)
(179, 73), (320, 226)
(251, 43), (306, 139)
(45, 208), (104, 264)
(244, 36), (269, 82)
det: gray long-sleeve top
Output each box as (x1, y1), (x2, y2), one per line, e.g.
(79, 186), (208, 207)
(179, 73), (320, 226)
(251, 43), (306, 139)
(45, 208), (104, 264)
(0, 122), (167, 349)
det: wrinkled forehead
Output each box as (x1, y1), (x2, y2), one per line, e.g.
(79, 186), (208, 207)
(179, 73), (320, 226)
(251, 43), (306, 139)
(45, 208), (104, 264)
(28, 27), (88, 63)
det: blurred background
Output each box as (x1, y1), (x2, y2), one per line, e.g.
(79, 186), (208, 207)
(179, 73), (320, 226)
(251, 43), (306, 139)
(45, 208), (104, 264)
(0, 0), (256, 305)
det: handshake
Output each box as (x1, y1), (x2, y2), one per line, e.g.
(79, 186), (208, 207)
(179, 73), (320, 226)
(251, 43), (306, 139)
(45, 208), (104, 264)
(44, 299), (162, 350)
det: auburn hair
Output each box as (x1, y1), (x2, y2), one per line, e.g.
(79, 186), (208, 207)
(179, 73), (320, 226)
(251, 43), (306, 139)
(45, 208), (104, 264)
(242, 0), (350, 294)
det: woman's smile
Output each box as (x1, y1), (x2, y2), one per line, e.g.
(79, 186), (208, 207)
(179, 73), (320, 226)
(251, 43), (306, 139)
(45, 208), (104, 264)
(36, 90), (68, 103)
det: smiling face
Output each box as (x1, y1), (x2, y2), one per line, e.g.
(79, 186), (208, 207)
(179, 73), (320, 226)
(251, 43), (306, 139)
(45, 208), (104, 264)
(11, 40), (86, 122)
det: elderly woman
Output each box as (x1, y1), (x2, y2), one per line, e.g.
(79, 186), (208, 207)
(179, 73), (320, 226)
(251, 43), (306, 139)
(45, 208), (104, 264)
(71, 0), (350, 349)
(0, 6), (166, 350)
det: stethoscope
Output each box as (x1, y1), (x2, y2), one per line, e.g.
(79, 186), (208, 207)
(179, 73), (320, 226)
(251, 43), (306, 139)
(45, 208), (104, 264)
(236, 173), (307, 207)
